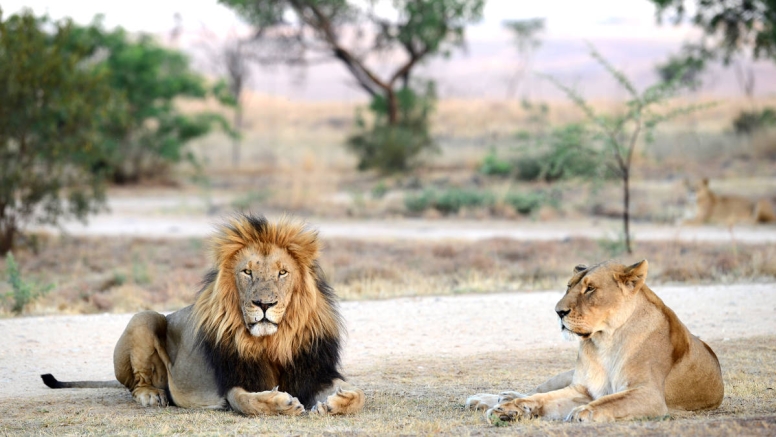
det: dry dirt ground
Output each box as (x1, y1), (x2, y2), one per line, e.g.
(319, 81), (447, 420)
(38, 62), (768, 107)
(1, 283), (775, 435)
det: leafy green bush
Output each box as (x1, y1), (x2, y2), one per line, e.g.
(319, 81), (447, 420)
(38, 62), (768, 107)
(347, 81), (438, 173)
(435, 189), (495, 214)
(0, 10), (112, 254)
(479, 150), (513, 177)
(404, 188), (496, 215)
(404, 190), (437, 214)
(733, 108), (776, 135)
(3, 253), (53, 314)
(516, 123), (612, 182)
(504, 192), (544, 215)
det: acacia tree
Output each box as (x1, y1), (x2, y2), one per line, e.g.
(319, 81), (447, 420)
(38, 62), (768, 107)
(221, 0), (483, 124)
(503, 18), (545, 99)
(0, 10), (112, 254)
(547, 47), (709, 254)
(220, 0), (483, 172)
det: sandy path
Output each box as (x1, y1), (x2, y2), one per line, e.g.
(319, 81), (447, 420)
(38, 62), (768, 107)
(1, 283), (773, 400)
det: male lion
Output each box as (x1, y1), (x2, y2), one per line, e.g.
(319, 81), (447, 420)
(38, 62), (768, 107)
(41, 214), (365, 416)
(682, 178), (775, 225)
(466, 260), (723, 423)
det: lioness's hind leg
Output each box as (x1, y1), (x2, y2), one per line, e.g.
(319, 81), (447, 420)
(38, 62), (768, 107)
(311, 379), (365, 415)
(113, 311), (171, 407)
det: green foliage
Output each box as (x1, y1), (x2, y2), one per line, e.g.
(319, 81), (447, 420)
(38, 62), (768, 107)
(435, 189), (495, 214)
(3, 253), (53, 314)
(650, 0), (776, 63)
(732, 108), (776, 135)
(347, 82), (438, 173)
(371, 181), (389, 199)
(404, 189), (437, 214)
(221, 0), (484, 171)
(546, 45), (710, 253)
(504, 191), (544, 215)
(655, 43), (713, 91)
(515, 123), (612, 182)
(0, 9), (111, 255)
(479, 150), (513, 177)
(70, 19), (229, 183)
(403, 188), (495, 215)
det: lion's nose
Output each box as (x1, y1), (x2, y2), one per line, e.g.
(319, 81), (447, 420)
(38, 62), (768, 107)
(253, 300), (278, 312)
(556, 309), (570, 319)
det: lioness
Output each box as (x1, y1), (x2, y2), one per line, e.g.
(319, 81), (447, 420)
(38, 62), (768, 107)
(682, 178), (775, 225)
(467, 260), (724, 423)
(42, 214), (364, 416)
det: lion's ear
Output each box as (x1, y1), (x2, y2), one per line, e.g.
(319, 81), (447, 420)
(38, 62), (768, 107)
(619, 260), (648, 293)
(573, 264), (587, 273)
(701, 177), (709, 187)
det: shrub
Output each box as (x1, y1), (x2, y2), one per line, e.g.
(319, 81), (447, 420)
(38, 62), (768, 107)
(733, 108), (776, 135)
(479, 150), (513, 177)
(404, 190), (436, 214)
(347, 81), (438, 173)
(2, 253), (53, 314)
(435, 189), (496, 214)
(504, 192), (544, 215)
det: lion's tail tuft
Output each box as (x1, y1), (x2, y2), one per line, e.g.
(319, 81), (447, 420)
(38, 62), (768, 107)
(41, 373), (123, 389)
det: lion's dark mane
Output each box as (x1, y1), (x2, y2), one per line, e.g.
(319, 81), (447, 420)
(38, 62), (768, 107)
(196, 265), (343, 409)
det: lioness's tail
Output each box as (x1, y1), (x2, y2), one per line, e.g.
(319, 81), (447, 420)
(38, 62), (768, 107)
(41, 374), (123, 389)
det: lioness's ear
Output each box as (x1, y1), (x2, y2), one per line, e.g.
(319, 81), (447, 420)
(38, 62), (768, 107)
(573, 264), (587, 273)
(619, 260), (648, 293)
(701, 177), (709, 187)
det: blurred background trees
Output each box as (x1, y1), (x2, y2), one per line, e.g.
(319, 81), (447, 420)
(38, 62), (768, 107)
(0, 8), (229, 254)
(219, 0), (485, 173)
(0, 10), (111, 255)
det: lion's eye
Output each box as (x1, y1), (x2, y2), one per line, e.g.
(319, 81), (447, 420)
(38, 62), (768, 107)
(585, 285), (595, 294)
(242, 269), (252, 276)
(279, 269), (288, 277)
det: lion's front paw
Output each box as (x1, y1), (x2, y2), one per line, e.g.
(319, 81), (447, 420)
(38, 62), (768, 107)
(566, 405), (607, 422)
(485, 399), (540, 425)
(465, 393), (500, 411)
(246, 388), (305, 416)
(132, 386), (168, 407)
(311, 387), (365, 415)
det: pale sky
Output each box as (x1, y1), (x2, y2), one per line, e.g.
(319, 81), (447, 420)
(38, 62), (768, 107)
(4, 0), (772, 100)
(2, 0), (682, 41)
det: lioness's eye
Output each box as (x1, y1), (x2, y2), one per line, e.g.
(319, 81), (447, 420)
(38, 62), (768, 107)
(242, 269), (252, 276)
(279, 269), (288, 277)
(585, 285), (595, 294)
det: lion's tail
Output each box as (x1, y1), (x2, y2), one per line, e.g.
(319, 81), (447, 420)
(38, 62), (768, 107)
(41, 373), (123, 389)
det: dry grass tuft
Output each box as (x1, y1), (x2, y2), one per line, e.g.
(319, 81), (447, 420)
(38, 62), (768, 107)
(1, 336), (773, 435)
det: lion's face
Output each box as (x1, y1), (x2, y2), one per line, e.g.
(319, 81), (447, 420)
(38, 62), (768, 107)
(555, 261), (648, 339)
(234, 245), (299, 337)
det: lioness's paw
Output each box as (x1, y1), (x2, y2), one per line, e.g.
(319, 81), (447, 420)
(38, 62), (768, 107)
(311, 387), (365, 415)
(465, 393), (500, 410)
(498, 391), (527, 403)
(566, 405), (606, 422)
(132, 386), (168, 407)
(485, 399), (539, 425)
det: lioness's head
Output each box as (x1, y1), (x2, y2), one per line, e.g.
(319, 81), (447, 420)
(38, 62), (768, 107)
(555, 260), (649, 339)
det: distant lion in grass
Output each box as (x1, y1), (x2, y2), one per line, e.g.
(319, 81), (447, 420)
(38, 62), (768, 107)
(41, 214), (364, 416)
(466, 260), (723, 423)
(682, 178), (775, 225)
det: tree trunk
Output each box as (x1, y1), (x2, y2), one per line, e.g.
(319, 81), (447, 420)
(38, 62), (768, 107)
(623, 172), (632, 254)
(232, 103), (243, 168)
(387, 89), (399, 125)
(0, 221), (15, 256)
